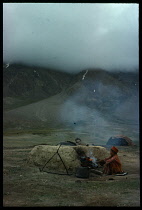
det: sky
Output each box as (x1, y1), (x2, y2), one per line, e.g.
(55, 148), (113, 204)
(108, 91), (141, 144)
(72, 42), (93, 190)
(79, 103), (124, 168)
(3, 3), (139, 73)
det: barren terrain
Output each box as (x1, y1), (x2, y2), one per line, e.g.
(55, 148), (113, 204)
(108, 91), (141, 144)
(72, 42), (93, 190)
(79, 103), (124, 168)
(3, 132), (140, 207)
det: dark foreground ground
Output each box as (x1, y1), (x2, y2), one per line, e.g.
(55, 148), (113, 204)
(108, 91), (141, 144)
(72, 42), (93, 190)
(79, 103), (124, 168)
(3, 132), (140, 207)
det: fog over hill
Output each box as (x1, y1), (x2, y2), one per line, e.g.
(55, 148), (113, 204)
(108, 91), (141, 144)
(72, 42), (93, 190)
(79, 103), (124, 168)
(3, 3), (138, 72)
(3, 64), (139, 143)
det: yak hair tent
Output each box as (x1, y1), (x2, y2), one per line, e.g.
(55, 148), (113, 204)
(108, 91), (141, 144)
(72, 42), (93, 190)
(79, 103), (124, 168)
(106, 135), (134, 146)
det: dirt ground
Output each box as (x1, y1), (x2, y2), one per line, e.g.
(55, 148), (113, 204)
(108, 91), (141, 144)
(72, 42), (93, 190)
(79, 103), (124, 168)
(3, 134), (140, 207)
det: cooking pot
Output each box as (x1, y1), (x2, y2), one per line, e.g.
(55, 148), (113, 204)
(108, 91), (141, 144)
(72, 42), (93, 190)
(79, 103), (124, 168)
(75, 166), (90, 178)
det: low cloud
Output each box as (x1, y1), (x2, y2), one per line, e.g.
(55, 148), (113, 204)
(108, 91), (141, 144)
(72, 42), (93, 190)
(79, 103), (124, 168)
(3, 3), (139, 73)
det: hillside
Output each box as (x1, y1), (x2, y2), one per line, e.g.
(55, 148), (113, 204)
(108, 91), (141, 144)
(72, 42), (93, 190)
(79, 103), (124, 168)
(3, 64), (139, 138)
(3, 63), (75, 110)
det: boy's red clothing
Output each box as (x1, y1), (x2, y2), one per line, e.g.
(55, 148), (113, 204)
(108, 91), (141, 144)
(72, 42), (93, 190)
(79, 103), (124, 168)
(103, 154), (123, 175)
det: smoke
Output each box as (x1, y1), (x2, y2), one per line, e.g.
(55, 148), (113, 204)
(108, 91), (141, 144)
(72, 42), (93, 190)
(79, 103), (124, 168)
(115, 94), (139, 124)
(86, 149), (98, 167)
(60, 98), (108, 127)
(59, 75), (139, 144)
(59, 87), (110, 144)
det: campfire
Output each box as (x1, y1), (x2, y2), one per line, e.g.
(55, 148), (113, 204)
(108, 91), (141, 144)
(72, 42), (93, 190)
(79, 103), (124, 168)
(80, 156), (98, 168)
(75, 147), (98, 168)
(76, 155), (102, 178)
(75, 147), (102, 178)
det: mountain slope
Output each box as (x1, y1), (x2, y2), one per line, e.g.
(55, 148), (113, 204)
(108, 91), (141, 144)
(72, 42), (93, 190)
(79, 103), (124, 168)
(3, 63), (75, 110)
(3, 64), (139, 132)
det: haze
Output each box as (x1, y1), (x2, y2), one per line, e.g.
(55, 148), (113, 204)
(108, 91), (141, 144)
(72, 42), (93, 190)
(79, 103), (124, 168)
(3, 3), (139, 73)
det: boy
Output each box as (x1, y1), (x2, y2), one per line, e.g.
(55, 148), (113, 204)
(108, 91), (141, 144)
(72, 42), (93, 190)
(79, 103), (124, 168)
(99, 146), (124, 175)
